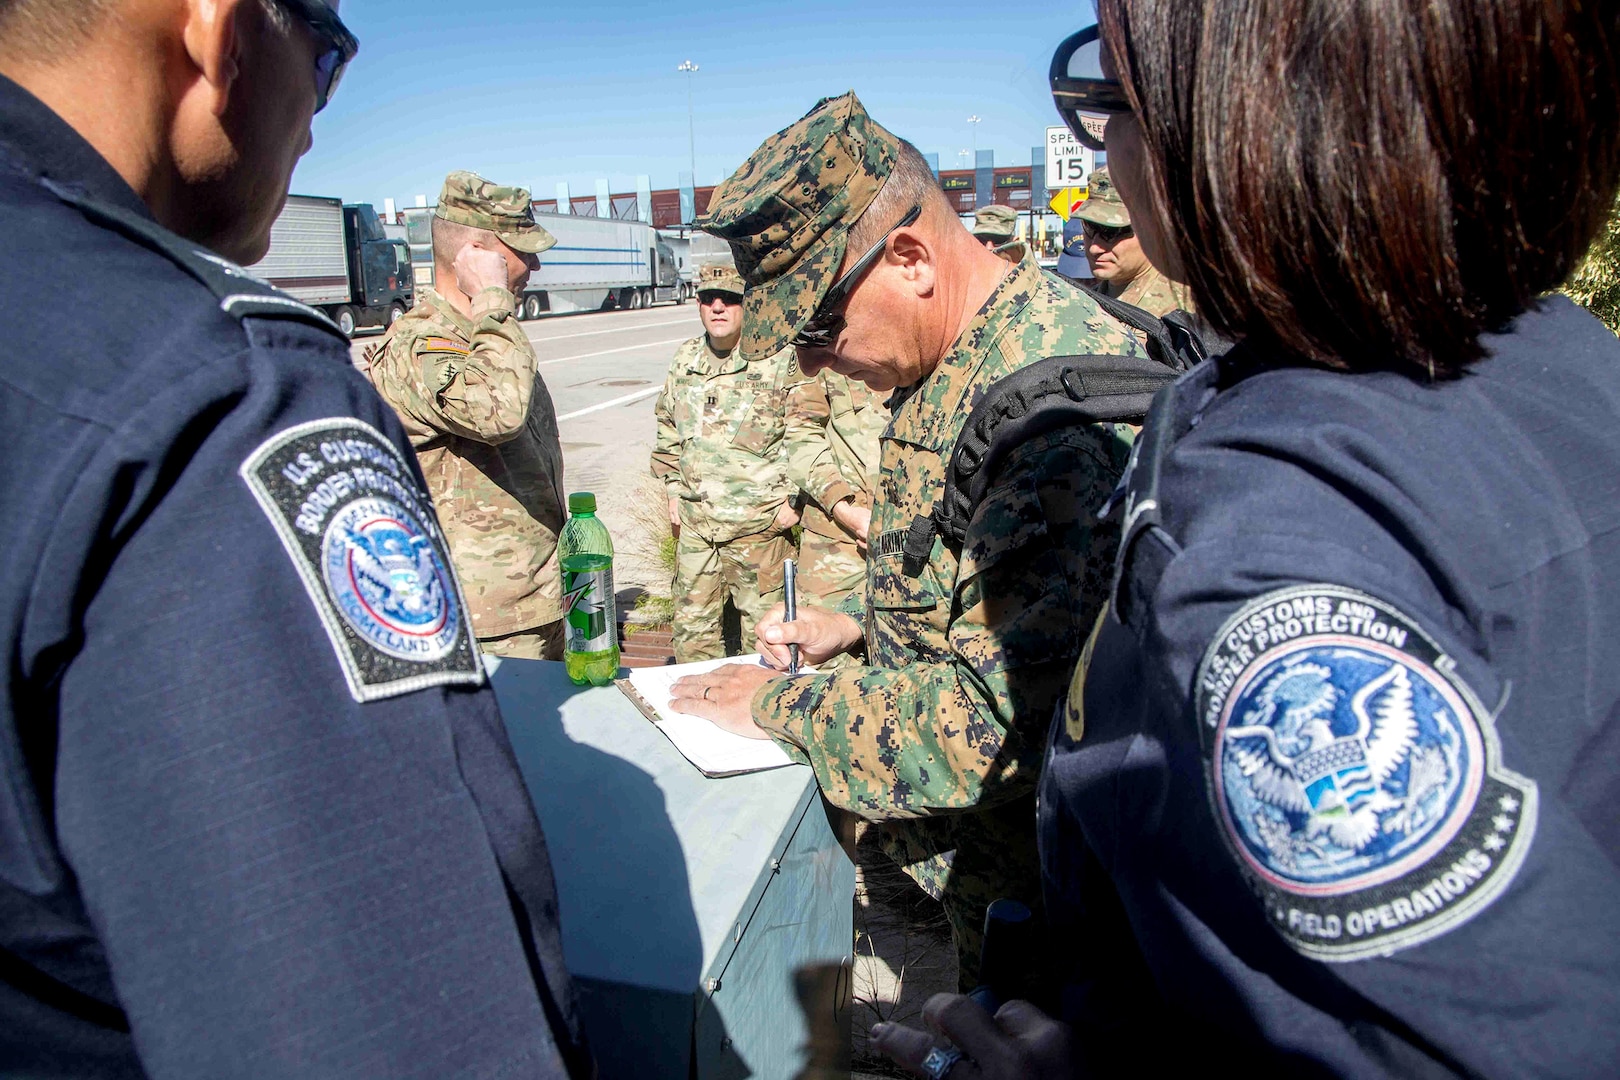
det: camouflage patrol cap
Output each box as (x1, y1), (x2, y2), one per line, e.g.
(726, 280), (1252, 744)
(1075, 166), (1130, 228)
(696, 262), (746, 298)
(696, 92), (901, 360)
(436, 170), (557, 254)
(971, 204), (1020, 242)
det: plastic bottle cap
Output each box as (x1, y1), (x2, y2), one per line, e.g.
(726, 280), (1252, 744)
(568, 492), (597, 514)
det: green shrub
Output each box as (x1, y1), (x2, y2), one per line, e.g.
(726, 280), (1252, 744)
(1565, 193), (1620, 334)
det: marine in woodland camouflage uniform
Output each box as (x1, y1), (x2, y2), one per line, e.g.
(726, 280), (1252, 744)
(697, 93), (1139, 985)
(970, 203), (1025, 263)
(1077, 166), (1189, 317)
(362, 172), (568, 659)
(783, 371), (886, 609)
(650, 264), (803, 663)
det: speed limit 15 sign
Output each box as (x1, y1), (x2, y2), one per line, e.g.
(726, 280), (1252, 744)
(1046, 126), (1095, 190)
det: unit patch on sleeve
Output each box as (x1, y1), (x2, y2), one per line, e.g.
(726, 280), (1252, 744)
(240, 417), (484, 702)
(1194, 584), (1536, 962)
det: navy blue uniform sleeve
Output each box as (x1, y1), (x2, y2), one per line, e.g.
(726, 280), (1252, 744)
(32, 318), (586, 1077)
(1067, 394), (1620, 1076)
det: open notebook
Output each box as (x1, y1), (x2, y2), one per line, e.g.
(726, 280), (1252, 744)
(618, 655), (807, 777)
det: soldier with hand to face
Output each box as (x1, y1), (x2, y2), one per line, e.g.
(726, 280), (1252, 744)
(364, 171), (570, 660)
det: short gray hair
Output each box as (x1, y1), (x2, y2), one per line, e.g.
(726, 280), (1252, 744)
(846, 139), (950, 255)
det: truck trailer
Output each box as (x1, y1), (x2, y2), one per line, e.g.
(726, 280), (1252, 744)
(401, 207), (688, 319)
(248, 195), (414, 337)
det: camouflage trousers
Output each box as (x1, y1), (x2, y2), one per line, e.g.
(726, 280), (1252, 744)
(871, 796), (1045, 992)
(480, 620), (565, 661)
(795, 509), (867, 609)
(671, 527), (796, 663)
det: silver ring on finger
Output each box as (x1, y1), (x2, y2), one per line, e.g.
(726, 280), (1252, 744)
(703, 685), (714, 701)
(919, 1045), (966, 1080)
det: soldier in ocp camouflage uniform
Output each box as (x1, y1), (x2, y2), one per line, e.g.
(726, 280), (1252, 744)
(1078, 165), (1189, 317)
(669, 92), (1141, 987)
(783, 370), (886, 610)
(650, 263), (804, 663)
(362, 171), (568, 659)
(970, 203), (1026, 264)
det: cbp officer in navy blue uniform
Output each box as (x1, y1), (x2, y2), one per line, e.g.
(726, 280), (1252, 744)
(874, 1), (1620, 1077)
(0, 0), (589, 1076)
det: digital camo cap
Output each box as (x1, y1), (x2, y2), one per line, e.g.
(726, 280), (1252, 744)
(697, 92), (901, 360)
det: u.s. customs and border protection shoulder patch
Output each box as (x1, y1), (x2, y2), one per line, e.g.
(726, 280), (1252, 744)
(240, 417), (484, 702)
(1195, 584), (1536, 962)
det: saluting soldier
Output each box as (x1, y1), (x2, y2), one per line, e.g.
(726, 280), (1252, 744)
(363, 171), (569, 660)
(669, 93), (1141, 986)
(650, 263), (804, 663)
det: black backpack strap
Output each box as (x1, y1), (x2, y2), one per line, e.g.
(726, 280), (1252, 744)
(41, 179), (346, 340)
(900, 351), (1184, 568)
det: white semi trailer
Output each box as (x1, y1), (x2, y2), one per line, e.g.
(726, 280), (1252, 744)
(401, 207), (689, 319)
(249, 195), (414, 336)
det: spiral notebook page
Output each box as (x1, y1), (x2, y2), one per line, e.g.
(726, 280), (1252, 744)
(619, 655), (805, 777)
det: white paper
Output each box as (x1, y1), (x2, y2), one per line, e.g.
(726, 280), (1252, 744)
(625, 655), (802, 776)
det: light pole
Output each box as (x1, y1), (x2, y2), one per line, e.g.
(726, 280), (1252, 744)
(678, 60), (699, 201)
(967, 114), (981, 158)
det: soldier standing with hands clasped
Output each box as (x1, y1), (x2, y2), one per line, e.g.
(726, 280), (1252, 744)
(363, 171), (570, 660)
(651, 263), (804, 663)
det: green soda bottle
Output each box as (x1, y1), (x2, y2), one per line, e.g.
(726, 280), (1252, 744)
(559, 492), (619, 686)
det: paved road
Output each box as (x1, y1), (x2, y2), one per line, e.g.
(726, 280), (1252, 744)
(349, 301), (703, 593)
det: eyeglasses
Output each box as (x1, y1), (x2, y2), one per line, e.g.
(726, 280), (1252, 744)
(1082, 220), (1135, 244)
(1049, 24), (1130, 152)
(272, 0), (359, 113)
(697, 290), (742, 305)
(790, 204), (922, 350)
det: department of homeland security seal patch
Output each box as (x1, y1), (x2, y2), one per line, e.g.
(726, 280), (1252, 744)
(1195, 584), (1536, 962)
(241, 418), (483, 702)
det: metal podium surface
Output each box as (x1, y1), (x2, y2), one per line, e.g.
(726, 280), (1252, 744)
(492, 659), (854, 1079)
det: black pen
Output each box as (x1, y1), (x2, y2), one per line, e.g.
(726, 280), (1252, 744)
(783, 558), (800, 674)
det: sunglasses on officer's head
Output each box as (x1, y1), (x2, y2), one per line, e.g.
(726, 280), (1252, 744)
(791, 204), (923, 351)
(1050, 24), (1130, 152)
(270, 0), (359, 113)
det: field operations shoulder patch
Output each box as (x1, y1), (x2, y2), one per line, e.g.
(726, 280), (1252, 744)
(1194, 584), (1536, 962)
(240, 417), (483, 702)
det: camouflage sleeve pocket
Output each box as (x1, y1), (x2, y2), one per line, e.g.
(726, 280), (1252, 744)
(869, 557), (943, 613)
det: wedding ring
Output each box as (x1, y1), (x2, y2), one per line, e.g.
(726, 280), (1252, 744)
(919, 1045), (965, 1079)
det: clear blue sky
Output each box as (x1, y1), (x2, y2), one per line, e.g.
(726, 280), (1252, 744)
(291, 0), (1097, 209)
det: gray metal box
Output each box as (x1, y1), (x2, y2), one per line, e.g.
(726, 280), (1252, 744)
(492, 660), (854, 1078)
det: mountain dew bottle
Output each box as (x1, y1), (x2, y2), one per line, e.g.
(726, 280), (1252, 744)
(560, 492), (619, 686)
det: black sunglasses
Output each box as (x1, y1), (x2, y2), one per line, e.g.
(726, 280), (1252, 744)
(273, 0), (359, 113)
(1049, 24), (1130, 152)
(1082, 220), (1135, 244)
(790, 204), (922, 350)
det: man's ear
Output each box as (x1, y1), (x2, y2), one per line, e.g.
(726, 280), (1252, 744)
(887, 227), (936, 297)
(181, 0), (247, 118)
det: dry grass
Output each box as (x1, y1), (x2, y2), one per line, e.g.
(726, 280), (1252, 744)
(619, 475), (678, 625)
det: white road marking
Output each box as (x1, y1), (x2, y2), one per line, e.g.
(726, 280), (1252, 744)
(556, 385), (662, 421)
(527, 316), (696, 344)
(537, 335), (692, 368)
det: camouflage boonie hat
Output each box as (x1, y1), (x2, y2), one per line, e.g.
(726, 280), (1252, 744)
(1075, 166), (1130, 228)
(436, 170), (557, 254)
(697, 92), (901, 360)
(971, 204), (1019, 242)
(696, 262), (746, 297)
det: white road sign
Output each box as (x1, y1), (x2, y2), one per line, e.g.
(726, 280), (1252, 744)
(1046, 126), (1095, 191)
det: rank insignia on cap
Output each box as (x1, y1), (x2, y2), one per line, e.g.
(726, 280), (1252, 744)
(240, 418), (484, 702)
(1195, 584), (1536, 962)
